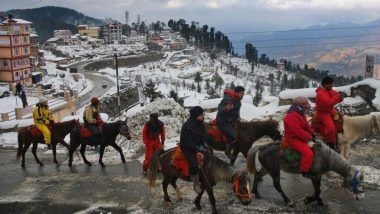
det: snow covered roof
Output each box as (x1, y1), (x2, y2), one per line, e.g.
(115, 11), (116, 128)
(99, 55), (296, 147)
(46, 37), (61, 42)
(1, 19), (32, 24)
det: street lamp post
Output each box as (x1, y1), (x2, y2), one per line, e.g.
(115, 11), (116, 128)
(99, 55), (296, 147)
(114, 53), (121, 114)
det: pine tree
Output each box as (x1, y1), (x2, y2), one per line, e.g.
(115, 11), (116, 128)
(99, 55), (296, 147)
(205, 79), (210, 92)
(253, 79), (263, 106)
(197, 83), (201, 93)
(207, 85), (220, 98)
(229, 81), (236, 90)
(191, 83), (196, 90)
(143, 79), (161, 102)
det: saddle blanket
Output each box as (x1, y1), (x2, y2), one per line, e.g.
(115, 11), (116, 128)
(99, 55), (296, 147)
(172, 146), (203, 177)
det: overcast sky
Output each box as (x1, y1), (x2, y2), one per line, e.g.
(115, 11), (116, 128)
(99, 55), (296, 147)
(2, 0), (380, 32)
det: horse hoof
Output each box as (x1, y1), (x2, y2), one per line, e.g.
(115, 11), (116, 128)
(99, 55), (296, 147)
(39, 162), (44, 166)
(21, 164), (25, 168)
(166, 201), (174, 208)
(286, 201), (295, 208)
(304, 196), (316, 204)
(195, 202), (202, 210)
(177, 197), (183, 202)
(99, 163), (105, 168)
(86, 162), (92, 167)
(212, 210), (218, 214)
(317, 199), (325, 206)
(254, 194), (262, 199)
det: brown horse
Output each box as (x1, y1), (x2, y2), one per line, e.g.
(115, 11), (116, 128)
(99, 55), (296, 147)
(68, 119), (131, 167)
(17, 119), (80, 168)
(148, 148), (252, 214)
(207, 119), (282, 165)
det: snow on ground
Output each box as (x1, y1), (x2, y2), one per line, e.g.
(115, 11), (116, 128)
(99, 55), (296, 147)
(0, 96), (38, 113)
(0, 132), (18, 148)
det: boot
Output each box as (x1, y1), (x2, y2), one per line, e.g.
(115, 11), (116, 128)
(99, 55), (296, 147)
(225, 140), (236, 160)
(47, 144), (52, 150)
(190, 174), (201, 193)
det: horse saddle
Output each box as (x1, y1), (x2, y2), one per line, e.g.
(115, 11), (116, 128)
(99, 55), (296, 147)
(79, 125), (93, 138)
(29, 125), (52, 138)
(207, 119), (229, 144)
(280, 137), (302, 163)
(171, 146), (203, 178)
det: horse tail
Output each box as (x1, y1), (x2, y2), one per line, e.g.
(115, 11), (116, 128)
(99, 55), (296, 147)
(148, 149), (164, 189)
(16, 131), (24, 160)
(247, 145), (260, 174)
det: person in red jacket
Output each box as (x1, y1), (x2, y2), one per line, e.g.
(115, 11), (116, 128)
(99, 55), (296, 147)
(142, 113), (165, 176)
(284, 96), (316, 177)
(315, 76), (343, 152)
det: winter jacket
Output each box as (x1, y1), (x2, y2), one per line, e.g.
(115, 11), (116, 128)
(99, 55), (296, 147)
(83, 105), (101, 125)
(315, 86), (342, 114)
(33, 103), (53, 125)
(284, 104), (314, 143)
(142, 120), (165, 145)
(180, 117), (207, 155)
(216, 90), (241, 124)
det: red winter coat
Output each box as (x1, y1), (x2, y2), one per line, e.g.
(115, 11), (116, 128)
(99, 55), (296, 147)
(142, 121), (165, 145)
(284, 109), (314, 143)
(315, 87), (342, 114)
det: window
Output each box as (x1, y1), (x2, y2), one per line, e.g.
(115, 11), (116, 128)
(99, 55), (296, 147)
(13, 36), (19, 45)
(2, 60), (8, 67)
(15, 71), (19, 77)
(25, 25), (30, 32)
(23, 47), (29, 54)
(22, 35), (28, 44)
(13, 47), (19, 56)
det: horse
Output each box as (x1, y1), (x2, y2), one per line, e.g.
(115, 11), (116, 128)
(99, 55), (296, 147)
(16, 119), (80, 168)
(337, 114), (380, 159)
(246, 140), (365, 207)
(148, 149), (252, 214)
(68, 119), (131, 167)
(207, 119), (282, 165)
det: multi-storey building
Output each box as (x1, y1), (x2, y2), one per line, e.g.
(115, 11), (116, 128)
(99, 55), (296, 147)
(100, 22), (122, 44)
(78, 25), (100, 38)
(0, 18), (33, 85)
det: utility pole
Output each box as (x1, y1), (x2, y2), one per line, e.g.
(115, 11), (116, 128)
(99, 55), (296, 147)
(114, 53), (120, 114)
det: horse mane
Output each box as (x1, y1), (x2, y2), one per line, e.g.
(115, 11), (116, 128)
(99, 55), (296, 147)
(238, 119), (278, 138)
(207, 154), (236, 183)
(54, 119), (77, 126)
(343, 115), (376, 135)
(315, 141), (351, 177)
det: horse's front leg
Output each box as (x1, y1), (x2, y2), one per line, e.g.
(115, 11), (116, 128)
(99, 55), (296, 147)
(252, 169), (267, 199)
(110, 142), (126, 163)
(271, 174), (294, 207)
(52, 141), (59, 164)
(230, 145), (240, 165)
(98, 145), (106, 167)
(31, 142), (43, 166)
(21, 142), (31, 168)
(305, 176), (324, 206)
(205, 185), (218, 214)
(80, 143), (91, 166)
(194, 186), (205, 210)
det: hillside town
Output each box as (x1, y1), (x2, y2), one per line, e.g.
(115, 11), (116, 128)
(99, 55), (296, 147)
(0, 5), (380, 214)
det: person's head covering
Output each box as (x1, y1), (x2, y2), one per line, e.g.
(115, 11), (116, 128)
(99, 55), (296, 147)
(293, 96), (310, 108)
(91, 97), (100, 105)
(234, 86), (245, 93)
(321, 76), (334, 85)
(190, 106), (204, 118)
(39, 96), (47, 104)
(150, 113), (159, 120)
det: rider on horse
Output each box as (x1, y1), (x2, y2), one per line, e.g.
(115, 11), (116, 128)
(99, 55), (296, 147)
(142, 113), (165, 176)
(33, 96), (54, 145)
(180, 106), (208, 193)
(83, 97), (104, 144)
(315, 76), (343, 153)
(284, 96), (316, 178)
(216, 86), (245, 160)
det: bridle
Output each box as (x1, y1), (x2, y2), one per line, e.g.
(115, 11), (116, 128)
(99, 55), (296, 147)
(350, 170), (364, 194)
(232, 171), (252, 200)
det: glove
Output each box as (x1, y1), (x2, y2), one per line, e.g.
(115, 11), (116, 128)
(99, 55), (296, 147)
(307, 141), (315, 148)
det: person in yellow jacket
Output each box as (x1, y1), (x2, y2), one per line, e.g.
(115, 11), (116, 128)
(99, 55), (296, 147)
(33, 96), (54, 145)
(83, 97), (103, 144)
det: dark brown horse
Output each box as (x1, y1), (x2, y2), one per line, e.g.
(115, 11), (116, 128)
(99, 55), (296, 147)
(17, 119), (80, 168)
(68, 119), (131, 167)
(148, 148), (252, 214)
(207, 119), (282, 165)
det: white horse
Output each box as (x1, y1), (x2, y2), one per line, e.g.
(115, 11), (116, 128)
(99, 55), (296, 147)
(338, 113), (380, 159)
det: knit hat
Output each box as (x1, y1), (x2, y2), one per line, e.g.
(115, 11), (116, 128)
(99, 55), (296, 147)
(321, 76), (334, 85)
(293, 96), (310, 108)
(234, 86), (245, 93)
(39, 96), (48, 103)
(190, 106), (204, 118)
